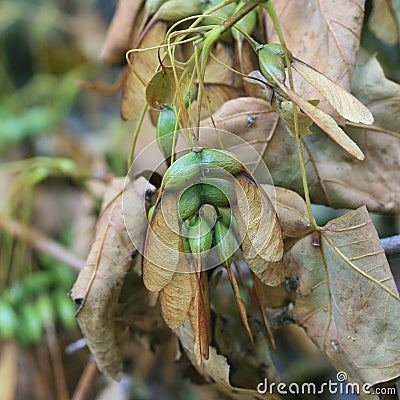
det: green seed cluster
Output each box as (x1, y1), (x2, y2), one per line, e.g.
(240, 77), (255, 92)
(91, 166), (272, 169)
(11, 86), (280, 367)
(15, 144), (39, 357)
(149, 148), (245, 265)
(0, 262), (77, 344)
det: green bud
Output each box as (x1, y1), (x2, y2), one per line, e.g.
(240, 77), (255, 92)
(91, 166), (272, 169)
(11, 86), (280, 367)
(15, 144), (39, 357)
(157, 0), (202, 22)
(213, 220), (235, 266)
(0, 300), (18, 340)
(178, 185), (202, 220)
(200, 149), (244, 175)
(220, 209), (240, 243)
(232, 2), (257, 41)
(200, 178), (236, 207)
(162, 151), (202, 190)
(262, 43), (293, 66)
(156, 105), (178, 160)
(181, 221), (192, 254)
(188, 215), (213, 255)
(257, 47), (286, 85)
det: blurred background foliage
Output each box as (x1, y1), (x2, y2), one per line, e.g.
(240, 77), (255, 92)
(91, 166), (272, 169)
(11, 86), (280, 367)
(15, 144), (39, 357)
(0, 0), (399, 399)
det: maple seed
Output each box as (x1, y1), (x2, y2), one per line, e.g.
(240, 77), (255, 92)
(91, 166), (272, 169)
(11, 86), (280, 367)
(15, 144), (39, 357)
(188, 215), (213, 256)
(178, 185), (202, 221)
(257, 47), (286, 85)
(213, 219), (235, 266)
(200, 178), (236, 207)
(200, 149), (244, 175)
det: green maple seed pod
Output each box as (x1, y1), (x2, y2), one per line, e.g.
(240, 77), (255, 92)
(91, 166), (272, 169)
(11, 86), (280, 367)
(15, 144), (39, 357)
(257, 47), (286, 85)
(188, 215), (213, 255)
(145, 0), (167, 15)
(220, 209), (240, 242)
(263, 43), (293, 66)
(0, 300), (18, 340)
(213, 219), (235, 266)
(181, 221), (192, 254)
(162, 151), (202, 190)
(178, 185), (202, 220)
(157, 0), (202, 22)
(232, 1), (257, 41)
(156, 105), (178, 160)
(200, 178), (236, 207)
(200, 149), (244, 175)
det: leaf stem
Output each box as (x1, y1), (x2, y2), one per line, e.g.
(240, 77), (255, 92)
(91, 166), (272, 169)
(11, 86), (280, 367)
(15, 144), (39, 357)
(127, 103), (148, 170)
(262, 1), (319, 230)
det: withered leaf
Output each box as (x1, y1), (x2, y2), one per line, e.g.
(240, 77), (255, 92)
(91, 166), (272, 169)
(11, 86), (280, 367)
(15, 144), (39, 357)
(266, 0), (365, 118)
(145, 66), (181, 110)
(277, 84), (365, 160)
(121, 22), (166, 120)
(142, 191), (181, 292)
(159, 266), (196, 329)
(233, 173), (284, 286)
(292, 60), (374, 124)
(178, 325), (281, 400)
(100, 0), (145, 65)
(368, 0), (400, 45)
(261, 185), (312, 239)
(200, 97), (279, 160)
(69, 177), (151, 380)
(284, 207), (400, 388)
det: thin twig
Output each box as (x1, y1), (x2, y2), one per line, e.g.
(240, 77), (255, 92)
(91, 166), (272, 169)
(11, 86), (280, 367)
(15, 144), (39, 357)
(0, 213), (85, 272)
(382, 235), (400, 257)
(71, 358), (98, 400)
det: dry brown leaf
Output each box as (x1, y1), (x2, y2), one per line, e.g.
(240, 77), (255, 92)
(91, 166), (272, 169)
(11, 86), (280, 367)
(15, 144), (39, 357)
(159, 267), (196, 329)
(292, 60), (374, 124)
(266, 0), (365, 118)
(200, 97), (279, 158)
(368, 0), (400, 45)
(69, 177), (152, 380)
(178, 324), (282, 400)
(261, 185), (312, 239)
(121, 22), (166, 120)
(264, 54), (400, 212)
(142, 191), (181, 292)
(101, 0), (145, 65)
(283, 207), (400, 389)
(277, 84), (365, 160)
(233, 173), (284, 286)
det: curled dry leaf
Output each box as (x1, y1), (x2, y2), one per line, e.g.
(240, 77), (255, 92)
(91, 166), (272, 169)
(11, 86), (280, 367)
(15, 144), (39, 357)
(178, 322), (282, 400)
(283, 207), (400, 389)
(100, 0), (145, 65)
(200, 97), (279, 159)
(69, 177), (152, 380)
(266, 0), (365, 118)
(233, 173), (284, 287)
(368, 0), (400, 45)
(142, 191), (181, 291)
(121, 22), (166, 120)
(291, 60), (374, 125)
(159, 267), (197, 329)
(261, 185), (312, 239)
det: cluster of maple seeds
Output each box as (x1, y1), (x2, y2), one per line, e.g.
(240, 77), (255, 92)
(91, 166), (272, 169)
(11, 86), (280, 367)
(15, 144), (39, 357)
(142, 148), (283, 359)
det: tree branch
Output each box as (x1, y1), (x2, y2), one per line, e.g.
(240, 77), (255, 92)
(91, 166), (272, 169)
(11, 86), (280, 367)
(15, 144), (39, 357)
(381, 235), (400, 257)
(0, 213), (85, 272)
